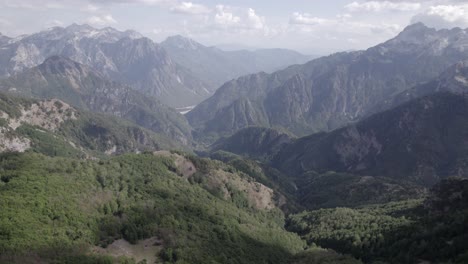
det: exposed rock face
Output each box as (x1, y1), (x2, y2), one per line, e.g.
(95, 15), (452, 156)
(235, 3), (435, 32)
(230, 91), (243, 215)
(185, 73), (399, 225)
(0, 24), (210, 107)
(0, 98), (76, 153)
(0, 56), (193, 145)
(154, 151), (278, 210)
(188, 23), (468, 142)
(4, 99), (77, 131)
(161, 35), (312, 90)
(274, 92), (468, 187)
(0, 93), (183, 156)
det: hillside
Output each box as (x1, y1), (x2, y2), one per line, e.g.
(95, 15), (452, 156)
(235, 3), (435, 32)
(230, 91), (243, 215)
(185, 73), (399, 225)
(0, 93), (184, 157)
(188, 23), (468, 142)
(274, 92), (468, 186)
(372, 60), (468, 114)
(0, 56), (193, 146)
(0, 151), (359, 264)
(288, 178), (468, 263)
(210, 127), (293, 161)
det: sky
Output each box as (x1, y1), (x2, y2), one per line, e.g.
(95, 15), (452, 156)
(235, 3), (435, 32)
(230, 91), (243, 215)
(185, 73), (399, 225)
(1, 0), (468, 54)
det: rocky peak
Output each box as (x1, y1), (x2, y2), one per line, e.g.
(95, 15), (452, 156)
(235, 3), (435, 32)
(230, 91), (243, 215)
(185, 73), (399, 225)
(0, 32), (11, 45)
(162, 35), (204, 50)
(389, 22), (439, 45)
(65, 23), (94, 32)
(385, 22), (468, 52)
(25, 24), (142, 44)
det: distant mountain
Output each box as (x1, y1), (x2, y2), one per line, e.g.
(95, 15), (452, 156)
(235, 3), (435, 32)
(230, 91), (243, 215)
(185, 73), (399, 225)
(187, 23), (468, 142)
(0, 24), (210, 107)
(0, 33), (11, 46)
(0, 56), (193, 145)
(274, 92), (468, 186)
(0, 93), (182, 157)
(161, 35), (313, 89)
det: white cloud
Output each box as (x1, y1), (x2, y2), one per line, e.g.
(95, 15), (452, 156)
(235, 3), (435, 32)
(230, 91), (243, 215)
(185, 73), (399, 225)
(211, 5), (266, 31)
(86, 14), (117, 26)
(46, 19), (64, 27)
(289, 11), (400, 36)
(412, 4), (468, 28)
(214, 5), (241, 28)
(289, 12), (331, 25)
(246, 8), (265, 29)
(345, 1), (421, 12)
(84, 3), (100, 12)
(170, 2), (210, 15)
(90, 0), (173, 5)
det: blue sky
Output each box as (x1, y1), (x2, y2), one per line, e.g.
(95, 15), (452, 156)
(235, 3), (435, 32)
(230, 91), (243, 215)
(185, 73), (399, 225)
(1, 0), (468, 54)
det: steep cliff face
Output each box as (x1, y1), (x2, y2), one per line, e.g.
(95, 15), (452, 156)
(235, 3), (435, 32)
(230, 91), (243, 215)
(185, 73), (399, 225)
(0, 24), (210, 107)
(274, 92), (468, 186)
(188, 23), (468, 142)
(0, 56), (193, 146)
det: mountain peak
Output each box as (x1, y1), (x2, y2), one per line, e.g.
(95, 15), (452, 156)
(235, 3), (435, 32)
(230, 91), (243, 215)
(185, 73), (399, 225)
(163, 35), (204, 50)
(402, 22), (430, 32)
(65, 23), (95, 32)
(55, 24), (143, 41)
(388, 22), (440, 45)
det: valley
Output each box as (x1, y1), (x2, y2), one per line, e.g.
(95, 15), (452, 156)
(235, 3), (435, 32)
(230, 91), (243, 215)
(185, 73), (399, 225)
(0, 15), (468, 264)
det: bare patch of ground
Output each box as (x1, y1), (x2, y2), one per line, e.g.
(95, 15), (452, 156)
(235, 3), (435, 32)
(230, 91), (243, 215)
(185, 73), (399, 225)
(92, 237), (162, 264)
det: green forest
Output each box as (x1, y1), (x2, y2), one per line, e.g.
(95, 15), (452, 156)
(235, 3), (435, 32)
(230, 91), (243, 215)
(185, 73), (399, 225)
(0, 152), (359, 264)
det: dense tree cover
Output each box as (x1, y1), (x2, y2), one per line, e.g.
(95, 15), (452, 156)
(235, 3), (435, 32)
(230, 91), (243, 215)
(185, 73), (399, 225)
(294, 171), (426, 210)
(0, 152), (359, 264)
(288, 184), (468, 264)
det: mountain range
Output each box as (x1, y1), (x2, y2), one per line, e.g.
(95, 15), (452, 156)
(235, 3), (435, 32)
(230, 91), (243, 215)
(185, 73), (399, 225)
(188, 23), (468, 142)
(213, 59), (468, 188)
(274, 92), (468, 187)
(0, 24), (311, 108)
(2, 21), (468, 264)
(161, 35), (312, 89)
(0, 56), (193, 145)
(0, 24), (212, 107)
